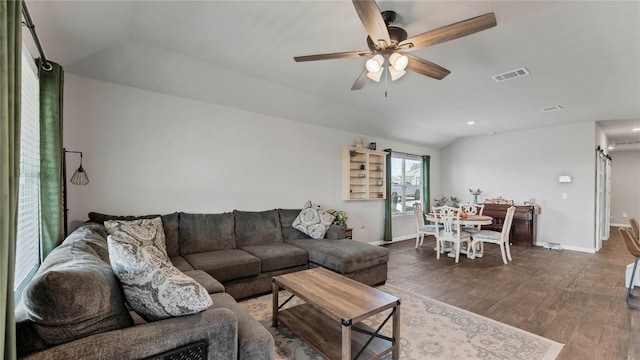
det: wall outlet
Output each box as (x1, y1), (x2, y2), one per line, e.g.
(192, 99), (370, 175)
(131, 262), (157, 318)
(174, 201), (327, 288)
(360, 226), (365, 231)
(562, 193), (568, 200)
(623, 213), (628, 218)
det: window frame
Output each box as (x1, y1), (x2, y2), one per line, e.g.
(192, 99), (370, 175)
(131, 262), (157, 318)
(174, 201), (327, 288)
(390, 153), (426, 217)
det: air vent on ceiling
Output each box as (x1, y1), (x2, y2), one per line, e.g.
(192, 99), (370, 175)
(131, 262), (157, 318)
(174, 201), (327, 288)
(612, 140), (640, 147)
(492, 67), (530, 82)
(541, 105), (563, 112)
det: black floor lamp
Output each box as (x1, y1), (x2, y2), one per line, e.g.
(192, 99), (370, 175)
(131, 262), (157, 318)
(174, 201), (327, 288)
(63, 148), (89, 236)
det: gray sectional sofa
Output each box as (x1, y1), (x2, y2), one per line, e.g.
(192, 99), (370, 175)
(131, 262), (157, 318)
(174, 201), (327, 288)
(16, 208), (390, 359)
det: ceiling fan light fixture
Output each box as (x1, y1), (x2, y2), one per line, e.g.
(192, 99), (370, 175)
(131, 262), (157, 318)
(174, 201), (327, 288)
(365, 54), (384, 73)
(367, 69), (383, 82)
(388, 66), (406, 81)
(389, 52), (408, 71)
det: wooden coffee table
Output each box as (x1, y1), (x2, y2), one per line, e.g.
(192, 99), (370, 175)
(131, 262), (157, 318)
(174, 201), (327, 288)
(272, 268), (400, 360)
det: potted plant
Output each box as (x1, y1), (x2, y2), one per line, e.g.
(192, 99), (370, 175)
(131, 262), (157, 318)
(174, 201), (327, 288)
(327, 209), (348, 228)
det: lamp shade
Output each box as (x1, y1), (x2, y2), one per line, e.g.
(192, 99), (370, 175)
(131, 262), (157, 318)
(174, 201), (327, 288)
(70, 165), (89, 185)
(388, 66), (406, 81)
(367, 69), (383, 82)
(365, 54), (384, 73)
(389, 52), (408, 71)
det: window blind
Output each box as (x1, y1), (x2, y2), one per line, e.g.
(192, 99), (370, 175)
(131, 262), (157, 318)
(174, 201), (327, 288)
(14, 46), (41, 300)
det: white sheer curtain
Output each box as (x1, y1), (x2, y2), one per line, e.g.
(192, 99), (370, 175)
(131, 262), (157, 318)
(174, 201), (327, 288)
(595, 148), (612, 250)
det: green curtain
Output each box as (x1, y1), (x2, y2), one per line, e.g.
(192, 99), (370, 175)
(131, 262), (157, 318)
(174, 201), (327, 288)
(421, 155), (430, 212)
(38, 58), (64, 260)
(383, 149), (392, 241)
(1, 1), (22, 358)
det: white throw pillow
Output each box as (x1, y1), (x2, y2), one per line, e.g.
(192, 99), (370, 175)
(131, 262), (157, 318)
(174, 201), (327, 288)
(293, 201), (336, 239)
(105, 217), (169, 262)
(106, 220), (212, 322)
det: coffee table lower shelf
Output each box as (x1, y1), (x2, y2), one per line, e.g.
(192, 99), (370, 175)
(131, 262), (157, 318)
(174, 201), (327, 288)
(277, 303), (395, 360)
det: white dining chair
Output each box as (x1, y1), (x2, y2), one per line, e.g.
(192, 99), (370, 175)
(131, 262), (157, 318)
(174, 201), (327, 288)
(413, 203), (438, 249)
(433, 205), (472, 263)
(470, 206), (516, 264)
(461, 202), (485, 234)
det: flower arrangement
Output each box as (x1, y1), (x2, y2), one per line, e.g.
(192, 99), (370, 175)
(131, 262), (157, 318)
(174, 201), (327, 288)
(433, 196), (460, 207)
(327, 209), (348, 228)
(468, 188), (482, 203)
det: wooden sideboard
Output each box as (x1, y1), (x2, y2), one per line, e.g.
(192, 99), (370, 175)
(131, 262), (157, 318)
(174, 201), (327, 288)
(481, 204), (537, 246)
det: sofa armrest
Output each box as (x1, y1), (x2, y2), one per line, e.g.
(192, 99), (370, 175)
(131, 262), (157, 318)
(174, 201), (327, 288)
(325, 224), (346, 240)
(21, 307), (238, 360)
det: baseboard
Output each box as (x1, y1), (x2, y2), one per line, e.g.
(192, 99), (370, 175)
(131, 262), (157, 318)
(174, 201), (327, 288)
(534, 242), (596, 254)
(371, 235), (415, 246)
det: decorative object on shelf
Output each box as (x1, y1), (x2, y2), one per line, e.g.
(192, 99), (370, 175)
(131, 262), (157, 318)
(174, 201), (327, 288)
(377, 179), (383, 186)
(355, 137), (364, 148)
(376, 165), (381, 171)
(484, 196), (514, 205)
(468, 188), (482, 203)
(63, 148), (90, 236)
(369, 142), (377, 150)
(359, 172), (366, 178)
(378, 193), (384, 198)
(349, 150), (358, 158)
(327, 209), (348, 228)
(524, 198), (536, 206)
(359, 164), (365, 170)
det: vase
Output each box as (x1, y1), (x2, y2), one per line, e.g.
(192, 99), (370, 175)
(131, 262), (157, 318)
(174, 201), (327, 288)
(474, 195), (478, 203)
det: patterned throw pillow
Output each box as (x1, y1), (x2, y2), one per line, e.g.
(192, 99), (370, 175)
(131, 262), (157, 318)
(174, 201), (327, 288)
(106, 220), (212, 322)
(105, 217), (169, 262)
(293, 201), (336, 239)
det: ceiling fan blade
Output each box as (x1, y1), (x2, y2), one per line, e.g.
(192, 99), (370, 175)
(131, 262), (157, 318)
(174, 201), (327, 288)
(406, 54), (451, 80)
(399, 13), (497, 50)
(294, 50), (373, 62)
(352, 0), (391, 49)
(351, 70), (368, 90)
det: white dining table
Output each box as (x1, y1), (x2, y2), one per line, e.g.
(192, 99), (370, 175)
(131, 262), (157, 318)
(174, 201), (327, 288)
(425, 214), (493, 258)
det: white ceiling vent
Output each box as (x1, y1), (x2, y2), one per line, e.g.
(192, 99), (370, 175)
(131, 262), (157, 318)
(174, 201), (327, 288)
(492, 67), (530, 82)
(541, 105), (563, 112)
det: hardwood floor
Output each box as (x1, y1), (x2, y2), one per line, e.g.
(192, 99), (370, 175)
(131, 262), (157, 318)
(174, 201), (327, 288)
(381, 227), (634, 359)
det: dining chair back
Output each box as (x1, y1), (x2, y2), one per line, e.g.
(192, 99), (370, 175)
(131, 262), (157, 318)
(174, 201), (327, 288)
(461, 202), (485, 234)
(413, 203), (438, 249)
(620, 227), (640, 310)
(469, 206), (516, 264)
(630, 218), (640, 240)
(433, 205), (471, 263)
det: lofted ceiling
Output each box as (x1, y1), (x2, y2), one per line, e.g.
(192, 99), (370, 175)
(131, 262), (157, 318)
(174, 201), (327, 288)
(23, 1), (640, 150)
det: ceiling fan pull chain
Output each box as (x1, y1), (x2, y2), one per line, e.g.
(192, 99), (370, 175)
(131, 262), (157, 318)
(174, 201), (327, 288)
(385, 65), (389, 98)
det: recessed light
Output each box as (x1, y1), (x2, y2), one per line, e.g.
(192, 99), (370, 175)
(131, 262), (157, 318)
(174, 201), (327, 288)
(467, 121), (475, 125)
(633, 128), (640, 132)
(608, 145), (614, 150)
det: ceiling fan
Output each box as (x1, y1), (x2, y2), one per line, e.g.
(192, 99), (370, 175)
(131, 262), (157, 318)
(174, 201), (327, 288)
(294, 0), (497, 90)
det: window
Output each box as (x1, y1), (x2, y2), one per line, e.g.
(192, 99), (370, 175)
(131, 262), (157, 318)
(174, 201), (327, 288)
(14, 45), (41, 302)
(390, 153), (427, 215)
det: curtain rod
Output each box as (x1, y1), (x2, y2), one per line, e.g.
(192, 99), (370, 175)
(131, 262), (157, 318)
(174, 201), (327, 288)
(21, 0), (52, 71)
(383, 149), (430, 159)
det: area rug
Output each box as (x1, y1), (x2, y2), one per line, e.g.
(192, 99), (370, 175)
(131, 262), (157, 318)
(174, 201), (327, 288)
(239, 283), (564, 360)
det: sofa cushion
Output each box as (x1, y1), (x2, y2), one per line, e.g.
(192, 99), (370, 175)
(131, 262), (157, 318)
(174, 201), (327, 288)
(170, 256), (195, 272)
(234, 209), (283, 246)
(279, 209), (311, 241)
(179, 212), (236, 255)
(183, 270), (226, 294)
(292, 201), (335, 239)
(22, 226), (134, 345)
(108, 232), (212, 322)
(105, 217), (169, 262)
(239, 243), (308, 272)
(88, 211), (160, 224)
(285, 238), (390, 274)
(184, 249), (261, 282)
(162, 212), (180, 257)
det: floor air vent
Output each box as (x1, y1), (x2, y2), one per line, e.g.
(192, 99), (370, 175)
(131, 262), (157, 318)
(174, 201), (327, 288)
(541, 105), (563, 112)
(492, 67), (530, 82)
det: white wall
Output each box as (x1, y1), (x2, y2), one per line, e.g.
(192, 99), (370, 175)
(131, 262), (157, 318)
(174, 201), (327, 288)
(63, 74), (440, 243)
(441, 122), (597, 252)
(610, 150), (640, 225)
